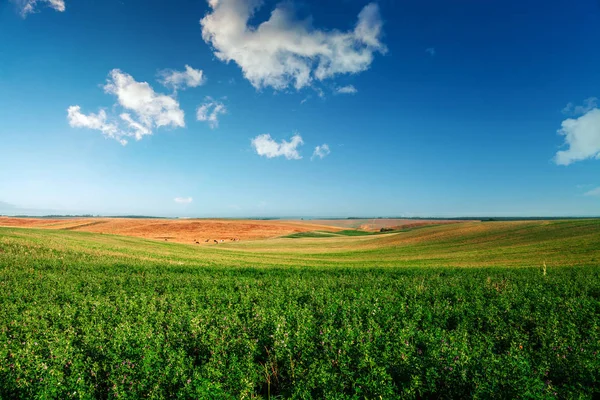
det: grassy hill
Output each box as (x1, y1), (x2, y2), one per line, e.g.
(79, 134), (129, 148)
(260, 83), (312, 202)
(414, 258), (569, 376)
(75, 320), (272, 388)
(0, 221), (599, 398)
(2, 219), (598, 268)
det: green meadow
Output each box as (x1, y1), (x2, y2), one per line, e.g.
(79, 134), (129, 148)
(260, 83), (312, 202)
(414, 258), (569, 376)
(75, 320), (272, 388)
(1, 220), (600, 398)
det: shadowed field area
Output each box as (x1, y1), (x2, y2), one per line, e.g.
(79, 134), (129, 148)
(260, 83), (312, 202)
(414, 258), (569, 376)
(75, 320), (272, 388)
(298, 218), (463, 231)
(0, 220), (599, 398)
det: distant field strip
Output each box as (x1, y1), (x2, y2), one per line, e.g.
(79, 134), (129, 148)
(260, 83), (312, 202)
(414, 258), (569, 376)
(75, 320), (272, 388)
(0, 217), (340, 244)
(301, 218), (464, 230)
(1, 219), (599, 268)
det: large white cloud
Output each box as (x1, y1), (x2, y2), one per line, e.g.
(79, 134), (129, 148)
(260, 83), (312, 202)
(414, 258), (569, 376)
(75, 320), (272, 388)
(200, 0), (386, 90)
(158, 65), (206, 91)
(251, 133), (303, 159)
(67, 69), (185, 145)
(12, 0), (65, 16)
(196, 97), (227, 128)
(555, 107), (600, 166)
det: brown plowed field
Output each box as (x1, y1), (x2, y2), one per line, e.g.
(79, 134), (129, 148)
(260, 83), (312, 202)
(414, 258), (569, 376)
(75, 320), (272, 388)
(0, 217), (340, 244)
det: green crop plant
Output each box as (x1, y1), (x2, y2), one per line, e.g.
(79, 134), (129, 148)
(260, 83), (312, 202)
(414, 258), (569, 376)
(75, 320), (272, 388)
(0, 222), (599, 398)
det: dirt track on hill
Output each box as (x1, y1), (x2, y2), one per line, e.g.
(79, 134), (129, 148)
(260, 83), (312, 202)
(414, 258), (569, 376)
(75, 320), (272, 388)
(0, 217), (340, 244)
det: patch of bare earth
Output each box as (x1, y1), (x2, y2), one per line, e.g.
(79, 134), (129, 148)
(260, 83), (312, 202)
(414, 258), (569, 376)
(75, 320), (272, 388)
(0, 217), (339, 244)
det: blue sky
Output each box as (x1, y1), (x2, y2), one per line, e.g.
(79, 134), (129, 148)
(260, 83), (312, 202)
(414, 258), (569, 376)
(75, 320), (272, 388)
(1, 0), (600, 217)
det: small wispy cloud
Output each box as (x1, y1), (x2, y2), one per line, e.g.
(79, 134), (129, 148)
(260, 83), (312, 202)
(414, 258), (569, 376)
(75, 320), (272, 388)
(562, 97), (597, 116)
(67, 106), (125, 144)
(584, 187), (600, 197)
(196, 97), (227, 129)
(251, 134), (304, 160)
(335, 85), (358, 95)
(425, 47), (436, 56)
(0, 201), (17, 210)
(174, 197), (193, 204)
(12, 0), (65, 17)
(158, 65), (205, 91)
(312, 144), (331, 160)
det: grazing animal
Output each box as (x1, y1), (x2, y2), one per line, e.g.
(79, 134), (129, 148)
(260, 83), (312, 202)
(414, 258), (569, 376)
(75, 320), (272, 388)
(220, 239), (224, 243)
(214, 240), (218, 244)
(205, 239), (209, 243)
(195, 241), (200, 244)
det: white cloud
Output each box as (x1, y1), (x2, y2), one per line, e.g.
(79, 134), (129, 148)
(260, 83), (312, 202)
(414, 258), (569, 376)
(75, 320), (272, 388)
(119, 113), (151, 140)
(555, 108), (600, 166)
(200, 0), (386, 90)
(13, 0), (65, 16)
(335, 85), (357, 94)
(584, 187), (600, 197)
(562, 97), (597, 116)
(67, 106), (128, 145)
(158, 65), (206, 91)
(251, 133), (303, 159)
(312, 144), (330, 160)
(174, 197), (193, 204)
(48, 0), (64, 10)
(196, 97), (227, 128)
(67, 69), (185, 144)
(104, 69), (185, 129)
(425, 47), (436, 56)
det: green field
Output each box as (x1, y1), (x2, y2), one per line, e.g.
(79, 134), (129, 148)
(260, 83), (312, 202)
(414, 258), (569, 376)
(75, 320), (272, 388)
(1, 220), (600, 398)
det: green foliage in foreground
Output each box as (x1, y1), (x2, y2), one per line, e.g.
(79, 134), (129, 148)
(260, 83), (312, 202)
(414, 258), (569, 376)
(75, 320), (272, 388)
(0, 228), (599, 399)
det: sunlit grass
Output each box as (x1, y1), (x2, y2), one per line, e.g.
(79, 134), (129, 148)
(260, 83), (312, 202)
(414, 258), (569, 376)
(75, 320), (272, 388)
(1, 222), (599, 398)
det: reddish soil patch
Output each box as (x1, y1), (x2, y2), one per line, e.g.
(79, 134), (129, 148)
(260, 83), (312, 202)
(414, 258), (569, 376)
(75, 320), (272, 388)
(0, 217), (68, 228)
(0, 217), (340, 244)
